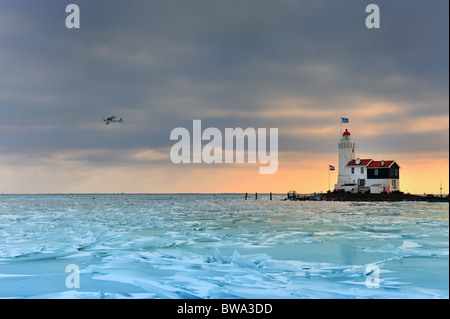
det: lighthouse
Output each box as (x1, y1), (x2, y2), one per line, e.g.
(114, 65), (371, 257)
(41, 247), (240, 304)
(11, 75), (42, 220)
(334, 127), (401, 193)
(336, 129), (356, 188)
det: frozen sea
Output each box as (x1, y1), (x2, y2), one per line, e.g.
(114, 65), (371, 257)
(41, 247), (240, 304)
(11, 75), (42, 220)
(0, 194), (448, 299)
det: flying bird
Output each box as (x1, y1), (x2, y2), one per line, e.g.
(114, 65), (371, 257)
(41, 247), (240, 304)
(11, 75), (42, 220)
(103, 116), (123, 125)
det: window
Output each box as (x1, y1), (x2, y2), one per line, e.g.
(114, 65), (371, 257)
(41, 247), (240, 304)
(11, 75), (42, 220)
(360, 167), (364, 174)
(351, 167), (355, 174)
(374, 169), (379, 176)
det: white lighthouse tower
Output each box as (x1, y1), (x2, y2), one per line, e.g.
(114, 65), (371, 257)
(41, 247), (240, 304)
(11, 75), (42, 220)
(336, 129), (355, 189)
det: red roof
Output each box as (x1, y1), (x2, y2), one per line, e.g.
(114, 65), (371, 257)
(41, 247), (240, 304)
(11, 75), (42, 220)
(347, 159), (372, 166)
(367, 160), (395, 168)
(342, 129), (351, 136)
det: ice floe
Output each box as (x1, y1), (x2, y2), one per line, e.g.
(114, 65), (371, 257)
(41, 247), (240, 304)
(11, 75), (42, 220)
(0, 194), (448, 298)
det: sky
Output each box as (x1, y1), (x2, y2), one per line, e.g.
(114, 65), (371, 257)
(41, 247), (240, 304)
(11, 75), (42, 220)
(0, 0), (448, 194)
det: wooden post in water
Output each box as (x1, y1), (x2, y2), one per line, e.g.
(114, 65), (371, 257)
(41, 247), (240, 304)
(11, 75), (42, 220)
(270, 192), (272, 200)
(245, 193), (248, 200)
(255, 193), (258, 200)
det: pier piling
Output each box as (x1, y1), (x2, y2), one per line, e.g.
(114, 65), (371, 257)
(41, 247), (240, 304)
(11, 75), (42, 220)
(244, 192), (274, 200)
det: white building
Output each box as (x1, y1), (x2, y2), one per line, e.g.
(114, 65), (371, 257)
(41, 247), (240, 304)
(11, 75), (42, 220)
(334, 129), (400, 193)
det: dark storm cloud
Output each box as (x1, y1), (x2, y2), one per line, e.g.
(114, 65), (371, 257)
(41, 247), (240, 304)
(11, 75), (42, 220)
(0, 0), (448, 159)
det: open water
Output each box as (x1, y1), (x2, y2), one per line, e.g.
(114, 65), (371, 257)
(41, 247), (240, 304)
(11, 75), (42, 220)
(0, 194), (448, 299)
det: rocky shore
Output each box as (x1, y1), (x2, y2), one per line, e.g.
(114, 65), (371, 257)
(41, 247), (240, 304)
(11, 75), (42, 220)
(313, 192), (449, 202)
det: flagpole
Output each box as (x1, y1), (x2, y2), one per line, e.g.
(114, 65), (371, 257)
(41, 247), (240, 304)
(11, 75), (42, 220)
(328, 167), (330, 192)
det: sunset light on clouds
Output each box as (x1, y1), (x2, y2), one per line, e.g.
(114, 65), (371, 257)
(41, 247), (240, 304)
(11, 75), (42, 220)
(0, 0), (448, 195)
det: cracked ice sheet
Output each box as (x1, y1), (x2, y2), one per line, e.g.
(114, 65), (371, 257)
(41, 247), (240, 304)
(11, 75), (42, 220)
(86, 247), (447, 299)
(0, 195), (448, 298)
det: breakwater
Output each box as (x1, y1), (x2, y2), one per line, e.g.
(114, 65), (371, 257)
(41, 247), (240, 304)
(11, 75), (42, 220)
(313, 192), (449, 202)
